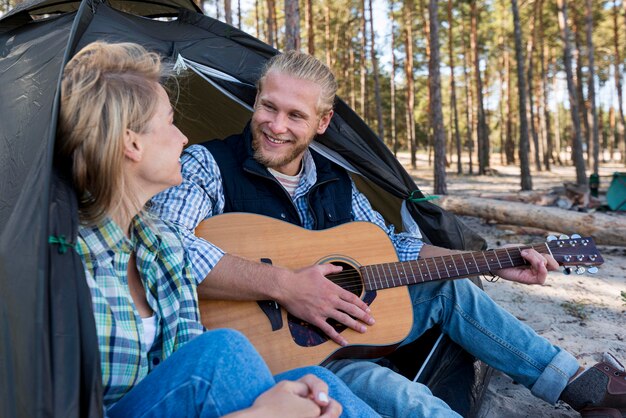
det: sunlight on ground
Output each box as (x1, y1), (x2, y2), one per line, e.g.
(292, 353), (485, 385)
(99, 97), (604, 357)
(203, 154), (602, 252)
(395, 151), (626, 196)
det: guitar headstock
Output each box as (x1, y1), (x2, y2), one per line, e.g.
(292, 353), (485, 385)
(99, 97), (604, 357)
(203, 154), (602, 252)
(546, 235), (604, 275)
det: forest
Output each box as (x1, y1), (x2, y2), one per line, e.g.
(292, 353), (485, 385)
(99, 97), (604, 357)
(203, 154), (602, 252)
(3, 0), (626, 194)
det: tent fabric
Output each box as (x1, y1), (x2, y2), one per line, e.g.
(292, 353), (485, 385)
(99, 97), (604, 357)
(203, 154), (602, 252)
(0, 1), (489, 416)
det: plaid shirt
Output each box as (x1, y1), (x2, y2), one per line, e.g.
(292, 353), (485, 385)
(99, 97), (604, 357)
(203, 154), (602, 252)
(76, 215), (204, 408)
(151, 144), (424, 282)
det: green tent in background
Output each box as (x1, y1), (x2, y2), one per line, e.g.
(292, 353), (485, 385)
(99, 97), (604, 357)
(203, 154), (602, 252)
(607, 172), (626, 211)
(1, 1), (491, 416)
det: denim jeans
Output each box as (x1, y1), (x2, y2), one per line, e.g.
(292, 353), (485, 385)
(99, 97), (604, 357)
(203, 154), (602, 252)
(107, 329), (379, 418)
(328, 278), (580, 418)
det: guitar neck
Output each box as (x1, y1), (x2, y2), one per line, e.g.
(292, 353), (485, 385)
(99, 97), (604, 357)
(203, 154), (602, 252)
(360, 244), (547, 291)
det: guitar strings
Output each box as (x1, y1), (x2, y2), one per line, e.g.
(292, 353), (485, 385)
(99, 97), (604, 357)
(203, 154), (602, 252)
(321, 249), (549, 292)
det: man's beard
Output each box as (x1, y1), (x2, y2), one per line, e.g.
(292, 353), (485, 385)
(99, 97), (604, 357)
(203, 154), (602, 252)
(251, 126), (312, 170)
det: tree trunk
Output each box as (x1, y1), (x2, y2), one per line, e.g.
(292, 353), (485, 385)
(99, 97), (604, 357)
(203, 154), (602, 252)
(471, 0), (489, 174)
(572, 13), (591, 162)
(504, 37), (515, 165)
(585, 0), (600, 175)
(237, 0), (241, 29)
(539, 5), (552, 171)
(551, 51), (563, 165)
(390, 2), (398, 155)
(526, 4), (542, 171)
(265, 0), (276, 48)
(324, 2), (331, 67)
(305, 0), (314, 54)
(405, 0), (417, 168)
(349, 48), (356, 110)
(284, 0), (300, 51)
(224, 0), (232, 25)
(610, 106), (616, 161)
(557, 0), (588, 187)
(613, 1), (626, 164)
(438, 196), (626, 246)
(368, 0), (384, 141)
(448, 0), (462, 174)
(420, 0), (433, 160)
(461, 12), (475, 174)
(254, 0), (260, 38)
(430, 0), (448, 194)
(511, 0), (533, 190)
(360, 0), (367, 120)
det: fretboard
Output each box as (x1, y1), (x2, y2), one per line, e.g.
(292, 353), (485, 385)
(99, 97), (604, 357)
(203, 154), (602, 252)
(360, 244), (548, 291)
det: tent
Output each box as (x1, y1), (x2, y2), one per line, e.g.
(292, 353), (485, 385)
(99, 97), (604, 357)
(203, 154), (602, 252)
(0, 1), (491, 416)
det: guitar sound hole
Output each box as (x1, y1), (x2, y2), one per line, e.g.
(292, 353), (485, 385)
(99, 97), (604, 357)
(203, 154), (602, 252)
(288, 261), (376, 348)
(327, 261), (362, 297)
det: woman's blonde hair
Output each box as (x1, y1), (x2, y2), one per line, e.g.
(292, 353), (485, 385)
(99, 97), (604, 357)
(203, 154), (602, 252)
(56, 41), (166, 224)
(257, 51), (337, 115)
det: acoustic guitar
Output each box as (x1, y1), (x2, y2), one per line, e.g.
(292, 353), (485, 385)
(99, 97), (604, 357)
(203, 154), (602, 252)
(196, 213), (603, 374)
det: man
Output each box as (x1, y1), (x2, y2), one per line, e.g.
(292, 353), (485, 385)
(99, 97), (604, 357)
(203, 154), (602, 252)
(152, 51), (625, 418)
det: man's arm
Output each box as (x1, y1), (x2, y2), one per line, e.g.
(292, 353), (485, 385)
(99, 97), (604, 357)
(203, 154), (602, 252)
(152, 146), (373, 345)
(200, 253), (374, 346)
(350, 181), (558, 284)
(151, 145), (227, 282)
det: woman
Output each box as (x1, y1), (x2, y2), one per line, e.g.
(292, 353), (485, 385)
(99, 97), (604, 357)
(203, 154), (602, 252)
(55, 41), (378, 418)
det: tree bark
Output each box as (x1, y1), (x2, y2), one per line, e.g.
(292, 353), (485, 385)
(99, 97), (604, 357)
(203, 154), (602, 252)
(504, 38), (515, 165)
(526, 3), (542, 171)
(324, 2), (331, 67)
(471, 0), (489, 174)
(438, 196), (626, 246)
(430, 0), (448, 194)
(613, 1), (626, 164)
(224, 0), (232, 25)
(305, 0), (314, 54)
(539, 6), (553, 171)
(419, 0), (433, 163)
(405, 0), (417, 168)
(557, 0), (588, 187)
(265, 0), (276, 48)
(511, 0), (533, 190)
(610, 106), (616, 161)
(390, 2), (398, 155)
(368, 0), (384, 142)
(461, 11), (475, 174)
(585, 0), (600, 175)
(237, 0), (241, 29)
(284, 0), (300, 51)
(254, 0), (260, 38)
(360, 0), (367, 120)
(572, 12), (591, 162)
(551, 51), (563, 165)
(448, 0), (462, 174)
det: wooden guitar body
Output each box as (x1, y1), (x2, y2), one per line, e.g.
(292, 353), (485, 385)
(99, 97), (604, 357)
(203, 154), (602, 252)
(196, 213), (414, 374)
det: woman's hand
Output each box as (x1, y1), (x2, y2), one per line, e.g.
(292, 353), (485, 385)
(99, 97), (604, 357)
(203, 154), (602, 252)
(228, 374), (342, 418)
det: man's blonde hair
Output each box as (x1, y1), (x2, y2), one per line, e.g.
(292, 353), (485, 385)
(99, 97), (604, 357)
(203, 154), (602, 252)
(257, 51), (338, 115)
(56, 41), (166, 224)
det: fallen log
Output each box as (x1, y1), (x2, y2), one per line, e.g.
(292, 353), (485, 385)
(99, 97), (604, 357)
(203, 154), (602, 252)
(437, 195), (626, 247)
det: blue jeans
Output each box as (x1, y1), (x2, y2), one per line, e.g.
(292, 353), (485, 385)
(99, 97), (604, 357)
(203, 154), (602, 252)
(328, 279), (580, 418)
(107, 329), (379, 418)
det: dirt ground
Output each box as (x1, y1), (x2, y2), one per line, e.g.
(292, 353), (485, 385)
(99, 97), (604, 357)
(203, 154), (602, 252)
(397, 153), (626, 418)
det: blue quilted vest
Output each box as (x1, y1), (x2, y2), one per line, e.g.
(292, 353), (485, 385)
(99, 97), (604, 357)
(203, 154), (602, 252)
(201, 124), (353, 230)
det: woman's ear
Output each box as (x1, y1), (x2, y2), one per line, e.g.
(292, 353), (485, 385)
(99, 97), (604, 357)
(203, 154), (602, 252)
(123, 129), (143, 162)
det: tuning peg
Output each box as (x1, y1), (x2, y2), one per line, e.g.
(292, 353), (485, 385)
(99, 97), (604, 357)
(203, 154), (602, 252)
(563, 267), (572, 275)
(575, 266), (586, 275)
(559, 234), (570, 240)
(571, 234), (581, 239)
(547, 235), (557, 242)
(587, 267), (599, 274)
